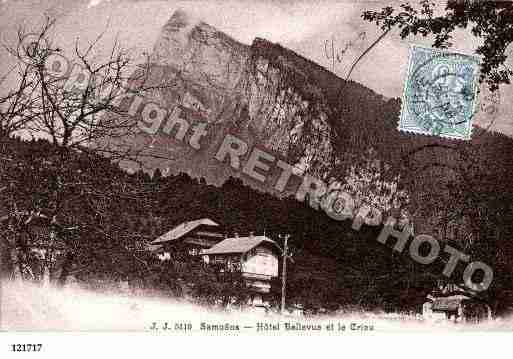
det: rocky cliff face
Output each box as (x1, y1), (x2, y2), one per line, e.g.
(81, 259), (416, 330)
(113, 9), (513, 239)
(127, 9), (343, 189)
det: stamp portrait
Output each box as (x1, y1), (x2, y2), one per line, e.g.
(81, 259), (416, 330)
(399, 45), (481, 140)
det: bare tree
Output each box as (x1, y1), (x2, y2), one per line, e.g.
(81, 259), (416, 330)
(0, 16), (176, 285)
(4, 16), (174, 164)
(0, 32), (44, 138)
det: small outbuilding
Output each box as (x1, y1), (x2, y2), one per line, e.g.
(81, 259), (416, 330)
(422, 282), (492, 323)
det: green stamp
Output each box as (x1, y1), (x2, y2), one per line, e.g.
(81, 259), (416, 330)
(399, 45), (481, 140)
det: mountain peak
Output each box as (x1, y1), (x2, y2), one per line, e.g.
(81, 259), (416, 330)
(152, 10), (249, 69)
(125, 9), (513, 196)
(163, 9), (198, 31)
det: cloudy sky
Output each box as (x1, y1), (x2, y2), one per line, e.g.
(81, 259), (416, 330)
(1, 0), (511, 136)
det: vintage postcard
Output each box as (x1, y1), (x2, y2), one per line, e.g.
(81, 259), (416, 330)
(1, 0), (512, 355)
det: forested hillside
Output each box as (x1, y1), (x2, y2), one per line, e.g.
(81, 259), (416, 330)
(2, 136), (512, 314)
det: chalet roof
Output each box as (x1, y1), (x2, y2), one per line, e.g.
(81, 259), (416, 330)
(432, 298), (462, 312)
(151, 218), (220, 245)
(429, 293), (475, 312)
(202, 236), (281, 255)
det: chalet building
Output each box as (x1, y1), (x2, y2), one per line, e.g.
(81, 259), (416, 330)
(150, 219), (283, 309)
(202, 234), (282, 307)
(150, 218), (224, 261)
(422, 282), (492, 323)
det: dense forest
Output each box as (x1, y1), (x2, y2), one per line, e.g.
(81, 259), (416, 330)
(1, 134), (512, 315)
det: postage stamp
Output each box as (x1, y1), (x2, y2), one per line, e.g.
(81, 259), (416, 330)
(399, 45), (481, 140)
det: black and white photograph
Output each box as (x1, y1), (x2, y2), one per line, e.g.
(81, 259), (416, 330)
(0, 0), (512, 354)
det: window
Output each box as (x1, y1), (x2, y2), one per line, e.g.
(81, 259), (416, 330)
(188, 248), (200, 256)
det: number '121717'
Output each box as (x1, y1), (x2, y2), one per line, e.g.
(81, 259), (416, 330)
(11, 344), (42, 352)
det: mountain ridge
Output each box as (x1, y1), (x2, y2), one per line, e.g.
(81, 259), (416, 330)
(116, 10), (513, 237)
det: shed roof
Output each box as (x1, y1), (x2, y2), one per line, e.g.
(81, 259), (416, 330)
(432, 297), (463, 312)
(151, 218), (220, 244)
(202, 236), (281, 255)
